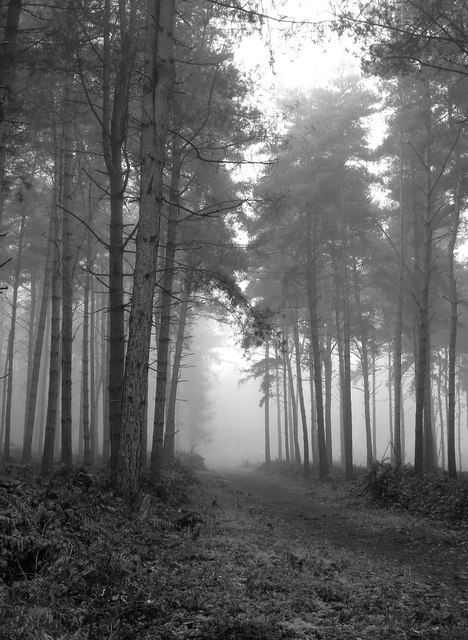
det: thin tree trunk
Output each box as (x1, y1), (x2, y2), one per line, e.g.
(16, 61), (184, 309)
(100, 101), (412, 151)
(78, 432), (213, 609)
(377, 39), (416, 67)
(282, 337), (290, 462)
(22, 209), (54, 463)
(275, 342), (282, 461)
(393, 119), (405, 464)
(306, 212), (328, 478)
(164, 275), (191, 463)
(264, 333), (271, 471)
(446, 128), (462, 478)
(41, 130), (63, 477)
(82, 267), (91, 465)
(423, 338), (436, 472)
(286, 345), (300, 464)
(291, 312), (309, 478)
(102, 291), (110, 461)
(414, 87), (433, 477)
(90, 284), (98, 462)
(150, 136), (181, 484)
(60, 81), (75, 472)
(323, 331), (333, 469)
(3, 206), (26, 461)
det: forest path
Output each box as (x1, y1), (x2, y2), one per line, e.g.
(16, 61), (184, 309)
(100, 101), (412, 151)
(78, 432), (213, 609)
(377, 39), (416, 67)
(200, 467), (468, 598)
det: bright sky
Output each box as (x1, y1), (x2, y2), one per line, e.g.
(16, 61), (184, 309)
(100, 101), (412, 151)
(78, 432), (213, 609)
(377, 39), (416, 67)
(234, 0), (359, 95)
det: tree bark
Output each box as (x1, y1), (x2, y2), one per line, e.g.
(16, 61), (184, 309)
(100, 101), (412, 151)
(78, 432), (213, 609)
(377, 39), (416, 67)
(0, 0), (22, 224)
(414, 88), (432, 477)
(306, 211), (328, 478)
(150, 135), (181, 484)
(3, 205), (26, 461)
(264, 333), (271, 471)
(22, 201), (54, 463)
(60, 80), (75, 472)
(164, 274), (191, 463)
(102, 0), (137, 480)
(282, 335), (290, 462)
(446, 104), (463, 478)
(291, 310), (309, 478)
(41, 129), (62, 477)
(115, 0), (175, 499)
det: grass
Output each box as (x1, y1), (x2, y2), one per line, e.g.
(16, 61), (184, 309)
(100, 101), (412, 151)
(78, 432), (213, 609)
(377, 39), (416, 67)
(0, 461), (467, 639)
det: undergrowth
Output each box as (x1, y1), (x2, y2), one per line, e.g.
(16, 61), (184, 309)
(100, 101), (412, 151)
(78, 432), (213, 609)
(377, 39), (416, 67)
(1, 461), (468, 639)
(358, 463), (468, 525)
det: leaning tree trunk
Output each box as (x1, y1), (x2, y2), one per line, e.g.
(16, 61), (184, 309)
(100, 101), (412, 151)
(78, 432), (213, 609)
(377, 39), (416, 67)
(115, 0), (175, 499)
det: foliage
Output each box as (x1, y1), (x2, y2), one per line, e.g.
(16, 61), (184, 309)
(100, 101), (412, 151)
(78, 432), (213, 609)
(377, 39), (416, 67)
(2, 465), (468, 639)
(359, 463), (468, 524)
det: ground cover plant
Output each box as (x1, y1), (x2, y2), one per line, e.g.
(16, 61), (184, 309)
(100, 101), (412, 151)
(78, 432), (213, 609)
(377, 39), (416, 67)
(0, 462), (467, 639)
(358, 463), (468, 525)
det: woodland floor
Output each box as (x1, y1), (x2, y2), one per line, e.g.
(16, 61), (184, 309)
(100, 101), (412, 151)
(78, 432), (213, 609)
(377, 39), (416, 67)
(1, 463), (468, 639)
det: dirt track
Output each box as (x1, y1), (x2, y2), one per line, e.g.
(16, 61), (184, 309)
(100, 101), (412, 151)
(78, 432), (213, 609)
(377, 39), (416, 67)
(207, 468), (468, 590)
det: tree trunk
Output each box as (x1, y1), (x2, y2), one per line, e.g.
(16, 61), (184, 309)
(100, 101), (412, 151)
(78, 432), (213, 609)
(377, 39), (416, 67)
(414, 91), (433, 477)
(275, 341), (282, 461)
(393, 123), (405, 464)
(164, 275), (191, 463)
(82, 267), (91, 466)
(285, 343), (301, 464)
(306, 211), (328, 478)
(446, 126), (463, 478)
(102, 0), (137, 480)
(22, 209), (54, 462)
(60, 81), (75, 472)
(264, 333), (271, 472)
(150, 135), (181, 484)
(115, 0), (175, 499)
(291, 311), (309, 478)
(41, 136), (62, 477)
(323, 331), (333, 469)
(282, 337), (290, 462)
(3, 205), (26, 461)
(0, 0), (22, 224)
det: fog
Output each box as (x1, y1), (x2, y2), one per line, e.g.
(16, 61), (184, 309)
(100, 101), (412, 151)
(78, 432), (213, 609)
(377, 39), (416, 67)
(180, 318), (468, 473)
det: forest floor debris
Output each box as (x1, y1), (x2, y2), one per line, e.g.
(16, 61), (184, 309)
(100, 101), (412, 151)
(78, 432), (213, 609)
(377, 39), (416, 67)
(1, 461), (468, 639)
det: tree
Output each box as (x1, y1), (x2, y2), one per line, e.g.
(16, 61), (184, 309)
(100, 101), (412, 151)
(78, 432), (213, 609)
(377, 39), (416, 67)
(115, 0), (176, 499)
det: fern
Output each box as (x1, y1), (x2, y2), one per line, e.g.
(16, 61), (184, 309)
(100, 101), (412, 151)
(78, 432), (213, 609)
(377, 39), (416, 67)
(152, 515), (178, 531)
(138, 493), (152, 522)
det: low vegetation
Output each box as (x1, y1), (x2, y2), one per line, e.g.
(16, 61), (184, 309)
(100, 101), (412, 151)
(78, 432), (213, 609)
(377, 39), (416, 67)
(1, 461), (468, 639)
(359, 463), (468, 525)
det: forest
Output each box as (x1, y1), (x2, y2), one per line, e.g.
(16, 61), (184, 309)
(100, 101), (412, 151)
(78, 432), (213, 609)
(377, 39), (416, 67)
(4, 1), (468, 638)
(1, 0), (468, 495)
